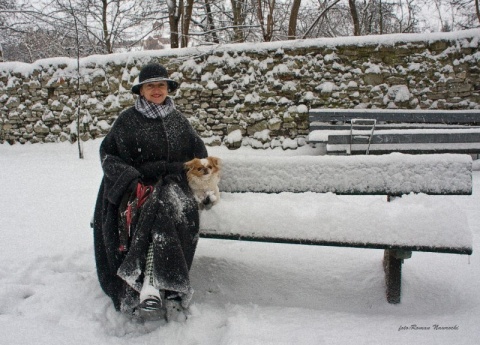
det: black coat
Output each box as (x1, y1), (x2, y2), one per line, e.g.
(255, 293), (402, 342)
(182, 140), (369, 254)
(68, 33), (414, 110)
(92, 105), (207, 312)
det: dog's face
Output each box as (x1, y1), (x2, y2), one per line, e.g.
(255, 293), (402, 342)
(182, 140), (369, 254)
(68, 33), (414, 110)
(184, 157), (221, 182)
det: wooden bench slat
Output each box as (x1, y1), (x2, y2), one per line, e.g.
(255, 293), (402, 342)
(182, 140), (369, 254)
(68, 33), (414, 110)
(324, 132), (480, 154)
(309, 109), (480, 124)
(309, 128), (480, 143)
(310, 122), (479, 131)
(329, 144), (480, 155)
(328, 132), (480, 145)
(199, 232), (472, 255)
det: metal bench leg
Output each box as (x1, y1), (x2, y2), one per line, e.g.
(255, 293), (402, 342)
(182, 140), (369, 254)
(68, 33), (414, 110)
(383, 249), (412, 304)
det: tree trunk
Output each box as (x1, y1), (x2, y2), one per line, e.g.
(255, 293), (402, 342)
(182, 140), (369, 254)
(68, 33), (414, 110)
(205, 0), (219, 43)
(257, 0), (275, 41)
(288, 0), (301, 40)
(379, 0), (383, 34)
(349, 0), (361, 36)
(181, 0), (194, 47)
(231, 0), (245, 42)
(476, 0), (480, 25)
(168, 0), (183, 48)
(101, 0), (112, 53)
(266, 0), (275, 41)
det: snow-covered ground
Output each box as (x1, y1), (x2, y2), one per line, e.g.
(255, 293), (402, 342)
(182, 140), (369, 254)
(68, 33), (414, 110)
(0, 140), (479, 345)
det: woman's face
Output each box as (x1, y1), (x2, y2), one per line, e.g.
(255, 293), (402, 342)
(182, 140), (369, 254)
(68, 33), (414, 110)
(140, 81), (169, 104)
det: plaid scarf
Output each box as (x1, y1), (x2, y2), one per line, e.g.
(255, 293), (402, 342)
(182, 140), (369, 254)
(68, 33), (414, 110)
(135, 96), (175, 119)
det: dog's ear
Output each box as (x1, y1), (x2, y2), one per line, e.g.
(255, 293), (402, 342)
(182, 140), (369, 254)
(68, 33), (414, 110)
(208, 156), (222, 169)
(184, 158), (197, 171)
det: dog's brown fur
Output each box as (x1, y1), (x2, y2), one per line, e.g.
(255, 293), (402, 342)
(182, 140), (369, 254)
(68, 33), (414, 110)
(184, 157), (221, 208)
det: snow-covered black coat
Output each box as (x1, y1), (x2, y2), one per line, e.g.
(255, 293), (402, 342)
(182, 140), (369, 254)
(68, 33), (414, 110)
(92, 105), (207, 312)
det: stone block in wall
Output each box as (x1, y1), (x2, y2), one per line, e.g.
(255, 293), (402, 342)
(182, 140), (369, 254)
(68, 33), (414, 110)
(42, 110), (55, 123)
(267, 118), (282, 131)
(45, 134), (58, 143)
(5, 96), (20, 109)
(8, 111), (20, 121)
(245, 117), (269, 133)
(364, 73), (384, 86)
(51, 124), (62, 134)
(33, 121), (50, 135)
(22, 131), (34, 140)
(447, 80), (472, 93)
(59, 110), (73, 123)
(428, 40), (450, 54)
(58, 132), (70, 142)
(428, 91), (449, 100)
(117, 93), (133, 107)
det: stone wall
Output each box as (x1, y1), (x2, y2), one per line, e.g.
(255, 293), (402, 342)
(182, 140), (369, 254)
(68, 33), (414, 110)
(1, 29), (479, 148)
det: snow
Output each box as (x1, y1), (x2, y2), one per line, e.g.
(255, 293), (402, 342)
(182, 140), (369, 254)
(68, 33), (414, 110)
(201, 192), (472, 251)
(0, 140), (479, 344)
(201, 153), (472, 251)
(1, 29), (478, 78)
(216, 154), (472, 194)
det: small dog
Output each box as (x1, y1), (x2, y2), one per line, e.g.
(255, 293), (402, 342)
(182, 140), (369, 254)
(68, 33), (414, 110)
(184, 156), (221, 209)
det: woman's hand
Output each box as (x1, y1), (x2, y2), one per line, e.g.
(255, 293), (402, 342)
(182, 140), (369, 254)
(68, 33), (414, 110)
(166, 162), (185, 175)
(138, 161), (166, 181)
(137, 161), (186, 183)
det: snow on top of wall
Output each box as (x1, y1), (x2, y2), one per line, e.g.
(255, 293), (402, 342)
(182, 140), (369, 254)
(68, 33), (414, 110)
(1, 29), (479, 77)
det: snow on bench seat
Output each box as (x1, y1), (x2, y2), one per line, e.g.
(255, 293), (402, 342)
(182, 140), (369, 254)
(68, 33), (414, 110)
(200, 192), (472, 254)
(199, 153), (473, 254)
(216, 153), (472, 195)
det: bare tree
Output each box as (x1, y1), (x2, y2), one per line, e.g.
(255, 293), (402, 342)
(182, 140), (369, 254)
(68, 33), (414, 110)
(349, 0), (361, 35)
(347, 0), (420, 36)
(446, 0), (480, 29)
(477, 0), (480, 24)
(66, 0), (84, 159)
(231, 0), (247, 42)
(167, 0), (182, 48)
(301, 0), (342, 38)
(66, 0), (157, 54)
(256, 0), (276, 41)
(288, 0), (302, 39)
(182, 0), (194, 47)
(0, 0), (165, 61)
(204, 0), (220, 43)
(5, 0), (475, 62)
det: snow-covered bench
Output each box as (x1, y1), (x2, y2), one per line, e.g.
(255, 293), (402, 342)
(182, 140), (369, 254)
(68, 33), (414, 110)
(308, 109), (480, 155)
(199, 153), (474, 304)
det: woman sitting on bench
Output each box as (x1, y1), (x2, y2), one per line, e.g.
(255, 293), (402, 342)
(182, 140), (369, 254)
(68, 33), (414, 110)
(92, 63), (208, 321)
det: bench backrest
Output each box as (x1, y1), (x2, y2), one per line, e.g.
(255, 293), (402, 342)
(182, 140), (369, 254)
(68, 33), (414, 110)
(309, 109), (480, 124)
(326, 130), (480, 155)
(218, 154), (472, 195)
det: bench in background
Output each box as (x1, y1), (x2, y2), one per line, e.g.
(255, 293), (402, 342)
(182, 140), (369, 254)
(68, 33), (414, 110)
(308, 109), (480, 155)
(199, 154), (473, 304)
